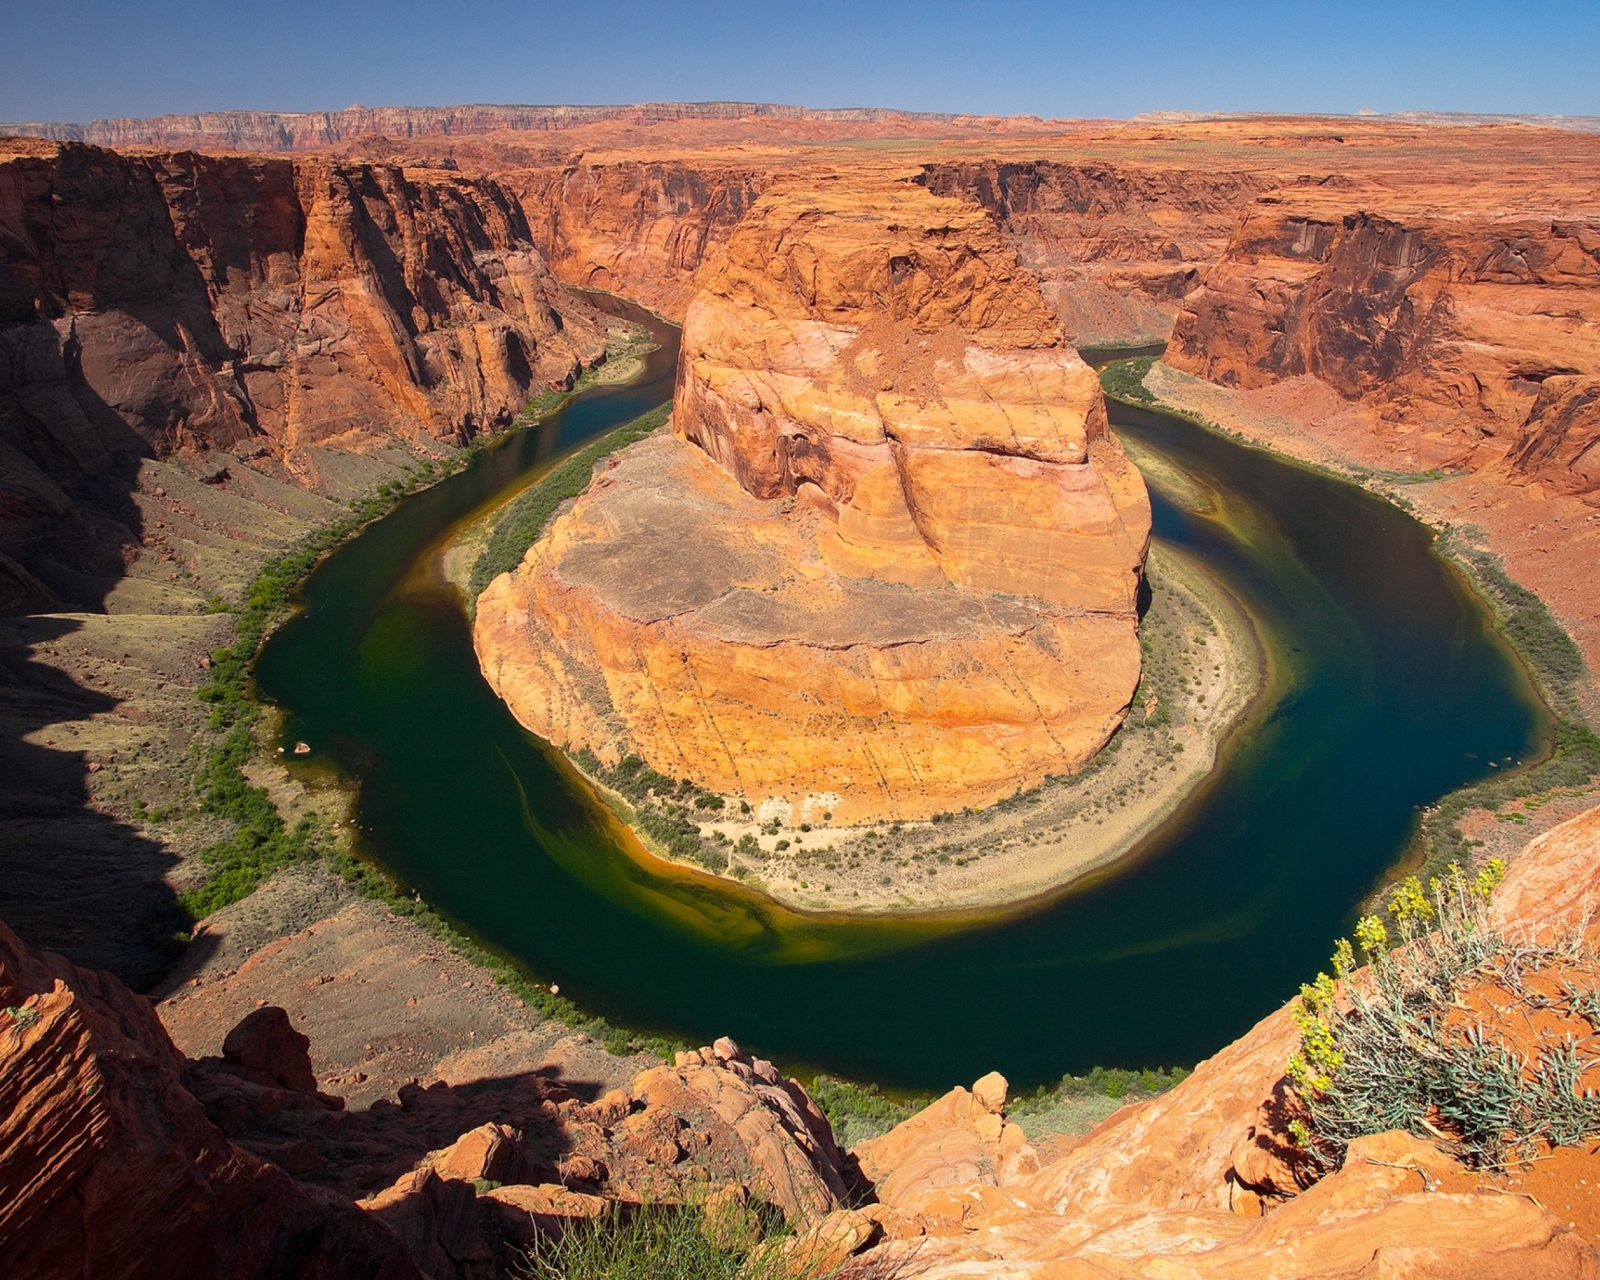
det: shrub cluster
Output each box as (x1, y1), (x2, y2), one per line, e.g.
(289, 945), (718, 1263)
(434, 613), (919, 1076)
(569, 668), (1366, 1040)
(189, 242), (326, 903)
(1098, 356), (1158, 406)
(807, 1076), (934, 1151)
(1289, 861), (1600, 1168)
(573, 748), (731, 871)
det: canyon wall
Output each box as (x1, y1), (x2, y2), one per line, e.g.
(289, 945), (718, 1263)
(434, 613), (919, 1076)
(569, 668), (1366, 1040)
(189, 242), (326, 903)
(0, 139), (609, 608)
(476, 182), (1150, 824)
(918, 160), (1273, 344)
(511, 161), (773, 316)
(1166, 186), (1600, 471)
(0, 102), (990, 153)
(500, 157), (1272, 341)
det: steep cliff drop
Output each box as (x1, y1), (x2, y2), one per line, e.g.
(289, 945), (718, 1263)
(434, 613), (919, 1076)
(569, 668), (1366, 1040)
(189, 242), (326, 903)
(474, 181), (1151, 825)
(0, 138), (612, 612)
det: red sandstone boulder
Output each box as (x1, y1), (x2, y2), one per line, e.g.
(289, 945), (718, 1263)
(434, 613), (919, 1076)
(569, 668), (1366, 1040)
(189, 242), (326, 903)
(222, 1005), (320, 1094)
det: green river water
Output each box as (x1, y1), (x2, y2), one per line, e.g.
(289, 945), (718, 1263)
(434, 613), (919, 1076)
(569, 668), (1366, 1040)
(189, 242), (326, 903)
(254, 302), (1547, 1089)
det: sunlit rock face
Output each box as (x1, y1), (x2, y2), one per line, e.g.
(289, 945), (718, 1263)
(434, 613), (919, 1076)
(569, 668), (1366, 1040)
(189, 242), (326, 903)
(475, 181), (1151, 824)
(674, 181), (1149, 611)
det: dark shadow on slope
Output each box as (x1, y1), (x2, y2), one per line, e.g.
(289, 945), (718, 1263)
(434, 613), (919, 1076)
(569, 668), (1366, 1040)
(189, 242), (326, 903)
(0, 614), (194, 988)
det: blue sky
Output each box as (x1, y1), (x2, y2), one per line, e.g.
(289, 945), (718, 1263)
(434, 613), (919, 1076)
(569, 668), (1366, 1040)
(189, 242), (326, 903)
(3, 0), (1596, 123)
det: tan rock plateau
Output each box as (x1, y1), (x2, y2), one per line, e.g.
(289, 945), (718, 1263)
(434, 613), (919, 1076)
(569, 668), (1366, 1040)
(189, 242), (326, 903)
(475, 182), (1150, 823)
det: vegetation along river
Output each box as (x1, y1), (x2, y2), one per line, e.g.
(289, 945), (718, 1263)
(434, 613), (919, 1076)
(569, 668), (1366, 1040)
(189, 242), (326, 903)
(254, 302), (1547, 1091)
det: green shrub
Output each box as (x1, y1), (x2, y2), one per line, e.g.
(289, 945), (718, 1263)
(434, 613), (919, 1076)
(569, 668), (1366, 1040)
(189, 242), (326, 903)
(808, 1076), (932, 1150)
(470, 404), (670, 599)
(1290, 861), (1600, 1168)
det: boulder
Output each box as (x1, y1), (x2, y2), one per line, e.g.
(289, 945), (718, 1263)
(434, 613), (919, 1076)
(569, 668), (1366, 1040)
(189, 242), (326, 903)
(430, 1123), (519, 1185)
(222, 1006), (320, 1094)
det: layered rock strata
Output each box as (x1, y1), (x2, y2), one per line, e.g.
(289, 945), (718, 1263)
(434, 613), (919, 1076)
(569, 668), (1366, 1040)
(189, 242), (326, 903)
(0, 139), (609, 605)
(2, 102), (1032, 153)
(476, 182), (1150, 824)
(513, 161), (772, 315)
(1166, 186), (1600, 468)
(0, 918), (423, 1279)
(917, 160), (1274, 345)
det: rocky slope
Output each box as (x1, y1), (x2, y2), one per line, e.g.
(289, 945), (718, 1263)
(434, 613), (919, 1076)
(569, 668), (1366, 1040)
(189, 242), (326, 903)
(0, 138), (612, 610)
(10, 804), (1600, 1277)
(0, 917), (423, 1279)
(475, 181), (1150, 824)
(0, 908), (857, 1279)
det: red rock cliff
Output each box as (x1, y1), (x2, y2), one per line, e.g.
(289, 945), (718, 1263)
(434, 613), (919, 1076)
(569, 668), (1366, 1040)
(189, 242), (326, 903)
(1166, 186), (1600, 465)
(511, 160), (772, 316)
(0, 138), (609, 599)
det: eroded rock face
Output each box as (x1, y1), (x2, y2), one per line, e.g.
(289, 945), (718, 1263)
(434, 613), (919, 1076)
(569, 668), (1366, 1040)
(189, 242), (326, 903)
(0, 139), (609, 598)
(476, 181), (1149, 823)
(917, 160), (1273, 345)
(1166, 188), (1600, 461)
(1506, 375), (1600, 500)
(514, 161), (771, 316)
(674, 182), (1149, 610)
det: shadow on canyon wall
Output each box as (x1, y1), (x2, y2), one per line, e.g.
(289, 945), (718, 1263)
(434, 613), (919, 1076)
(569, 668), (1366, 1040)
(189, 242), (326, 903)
(1, 168), (208, 987)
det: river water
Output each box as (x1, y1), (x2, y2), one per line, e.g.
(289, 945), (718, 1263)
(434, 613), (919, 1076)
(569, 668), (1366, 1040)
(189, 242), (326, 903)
(254, 302), (1546, 1089)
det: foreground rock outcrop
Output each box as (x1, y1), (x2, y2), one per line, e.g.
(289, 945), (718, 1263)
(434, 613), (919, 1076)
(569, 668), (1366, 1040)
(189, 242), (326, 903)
(0, 910), (853, 1279)
(476, 181), (1150, 823)
(0, 917), (423, 1279)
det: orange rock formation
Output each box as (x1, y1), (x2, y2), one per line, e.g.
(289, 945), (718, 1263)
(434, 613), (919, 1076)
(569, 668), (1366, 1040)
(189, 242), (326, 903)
(475, 182), (1150, 823)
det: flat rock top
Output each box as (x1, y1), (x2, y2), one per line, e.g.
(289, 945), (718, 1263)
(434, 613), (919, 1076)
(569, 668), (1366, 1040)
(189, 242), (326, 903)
(552, 433), (1049, 647)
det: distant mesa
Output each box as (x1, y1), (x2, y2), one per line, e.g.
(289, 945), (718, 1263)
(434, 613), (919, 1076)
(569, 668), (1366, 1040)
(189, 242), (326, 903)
(474, 181), (1151, 824)
(0, 101), (1051, 153)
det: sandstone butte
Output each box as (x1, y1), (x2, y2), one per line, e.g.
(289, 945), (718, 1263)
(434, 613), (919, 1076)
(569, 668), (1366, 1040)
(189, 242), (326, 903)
(9, 804), (1600, 1278)
(473, 181), (1152, 824)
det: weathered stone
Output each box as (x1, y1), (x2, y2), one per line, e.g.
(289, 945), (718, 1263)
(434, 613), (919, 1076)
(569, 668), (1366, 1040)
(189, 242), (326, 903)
(475, 182), (1149, 823)
(222, 1006), (319, 1095)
